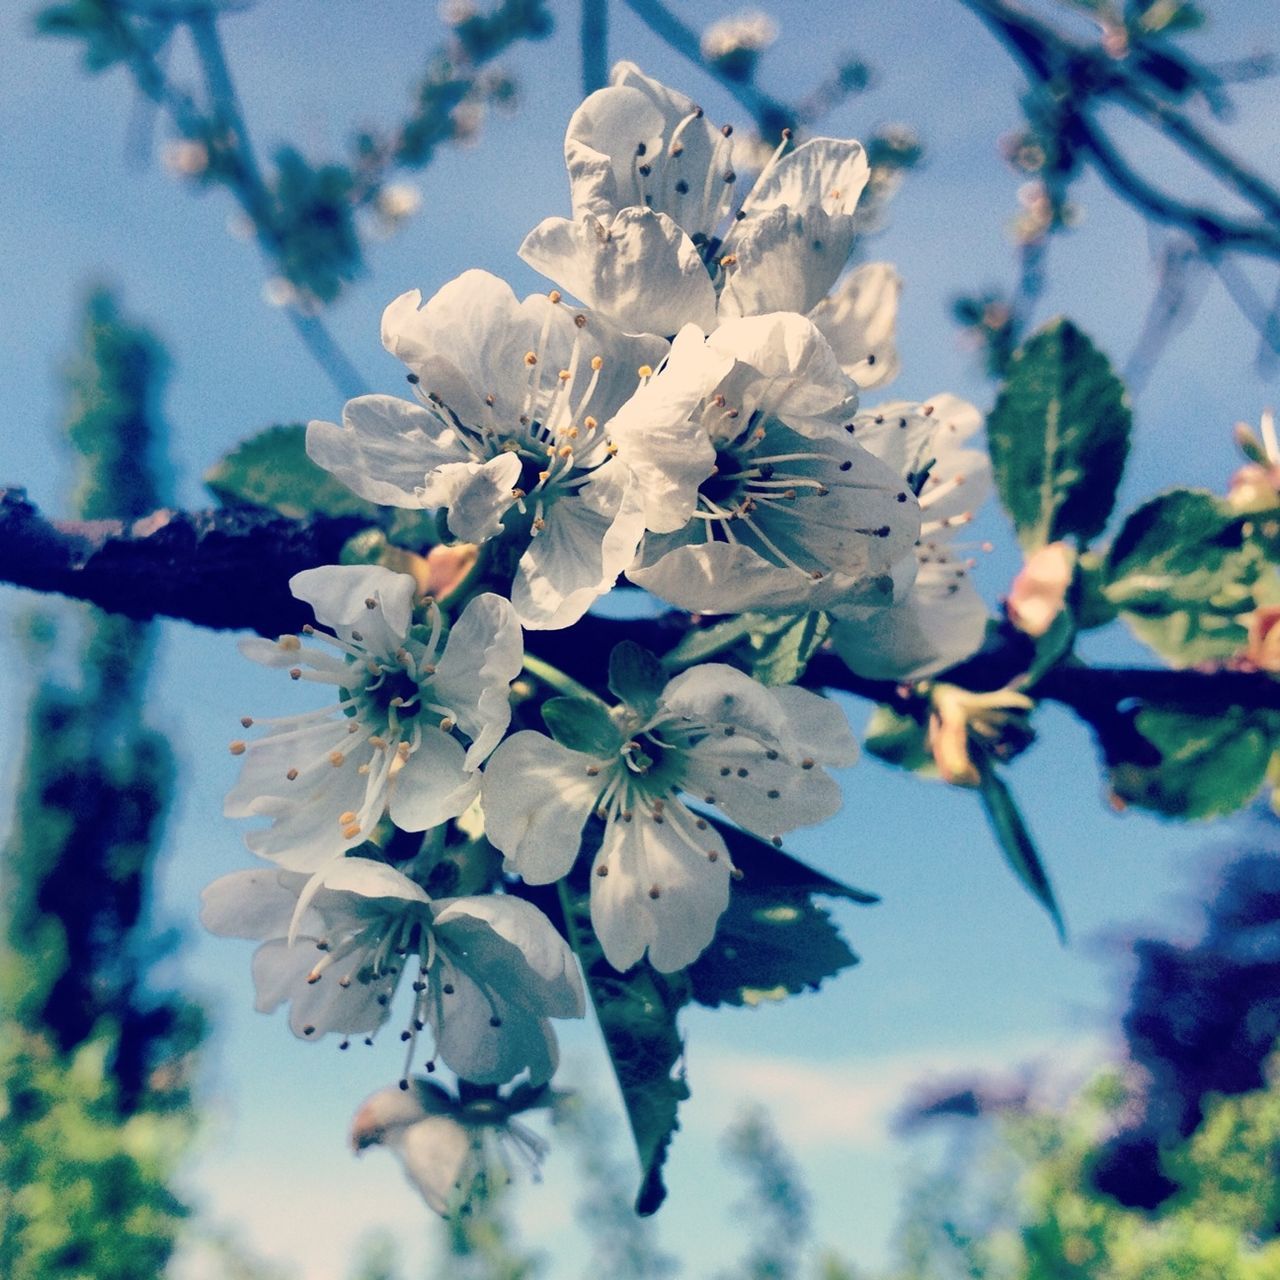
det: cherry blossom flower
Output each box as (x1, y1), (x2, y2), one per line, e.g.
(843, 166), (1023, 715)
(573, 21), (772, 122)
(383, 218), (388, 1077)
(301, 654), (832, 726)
(200, 857), (584, 1086)
(481, 660), (857, 973)
(352, 1077), (556, 1216)
(831, 393), (992, 679)
(306, 270), (666, 629)
(227, 564), (521, 870)
(1007, 541), (1076, 638)
(520, 63), (881, 346)
(608, 312), (920, 614)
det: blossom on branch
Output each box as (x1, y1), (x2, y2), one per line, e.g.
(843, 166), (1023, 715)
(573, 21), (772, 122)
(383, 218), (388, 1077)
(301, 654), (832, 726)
(227, 564), (521, 869)
(306, 270), (667, 629)
(352, 1077), (557, 1216)
(609, 312), (921, 613)
(520, 61), (891, 370)
(481, 659), (857, 973)
(201, 857), (584, 1085)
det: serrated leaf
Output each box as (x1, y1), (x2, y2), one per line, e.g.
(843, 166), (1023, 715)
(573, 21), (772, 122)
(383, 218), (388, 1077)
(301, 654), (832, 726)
(864, 705), (936, 775)
(1110, 707), (1278, 819)
(608, 641), (666, 717)
(1104, 489), (1260, 665)
(206, 423), (382, 521)
(661, 615), (758, 671)
(748, 612), (831, 686)
(987, 319), (1132, 551)
(541, 696), (621, 757)
(688, 817), (876, 1008)
(976, 760), (1066, 942)
(555, 868), (690, 1216)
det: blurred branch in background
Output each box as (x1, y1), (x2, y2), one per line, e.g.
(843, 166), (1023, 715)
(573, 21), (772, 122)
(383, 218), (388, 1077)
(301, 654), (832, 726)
(0, 291), (203, 1279)
(35, 0), (554, 396)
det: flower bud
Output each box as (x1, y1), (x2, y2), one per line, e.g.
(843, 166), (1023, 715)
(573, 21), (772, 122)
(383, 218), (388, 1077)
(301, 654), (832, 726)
(1007, 541), (1075, 638)
(927, 684), (1035, 787)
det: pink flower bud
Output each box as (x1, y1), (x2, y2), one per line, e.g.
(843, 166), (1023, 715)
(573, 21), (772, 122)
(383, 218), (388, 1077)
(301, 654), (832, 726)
(1007, 541), (1075, 638)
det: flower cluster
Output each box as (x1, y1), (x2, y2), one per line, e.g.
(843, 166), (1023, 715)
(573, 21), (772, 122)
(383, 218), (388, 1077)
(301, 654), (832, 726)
(207, 63), (993, 1215)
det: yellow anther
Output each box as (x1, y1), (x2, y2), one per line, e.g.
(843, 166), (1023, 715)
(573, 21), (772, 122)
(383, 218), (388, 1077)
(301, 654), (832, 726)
(719, 254), (738, 266)
(277, 635), (301, 651)
(548, 290), (562, 303)
(590, 355), (603, 370)
(538, 469), (551, 482)
(357, 764), (371, 776)
(302, 624), (315, 634)
(524, 351), (538, 366)
(338, 810), (358, 825)
(342, 823), (362, 840)
(558, 445), (573, 458)
(229, 740), (247, 756)
(368, 736), (388, 750)
(439, 716), (455, 732)
(563, 426), (579, 439)
(637, 364), (653, 378)
(606, 443), (619, 455)
(532, 517), (547, 532)
(397, 742), (411, 759)
(328, 751), (345, 768)
(558, 369), (572, 382)
(584, 415), (598, 431)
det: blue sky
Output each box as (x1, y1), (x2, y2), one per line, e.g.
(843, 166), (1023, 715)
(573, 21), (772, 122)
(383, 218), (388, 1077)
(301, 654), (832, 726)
(2, 0), (1279, 1275)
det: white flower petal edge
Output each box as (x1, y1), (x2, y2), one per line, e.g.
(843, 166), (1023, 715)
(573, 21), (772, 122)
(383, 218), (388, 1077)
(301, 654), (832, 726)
(200, 858), (583, 1085)
(226, 566), (521, 869)
(809, 262), (902, 389)
(482, 663), (855, 973)
(352, 1078), (553, 1217)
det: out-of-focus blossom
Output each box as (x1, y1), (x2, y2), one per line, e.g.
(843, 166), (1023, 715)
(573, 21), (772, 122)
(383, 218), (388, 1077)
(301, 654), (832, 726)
(1007, 541), (1076, 638)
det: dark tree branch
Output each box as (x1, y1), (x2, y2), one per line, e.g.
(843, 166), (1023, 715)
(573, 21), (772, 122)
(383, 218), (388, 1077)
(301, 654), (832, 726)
(4, 489), (1277, 721)
(0, 489), (366, 636)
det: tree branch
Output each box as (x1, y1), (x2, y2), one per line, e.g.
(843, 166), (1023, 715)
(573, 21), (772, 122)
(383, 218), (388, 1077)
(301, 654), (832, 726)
(3, 488), (1277, 722)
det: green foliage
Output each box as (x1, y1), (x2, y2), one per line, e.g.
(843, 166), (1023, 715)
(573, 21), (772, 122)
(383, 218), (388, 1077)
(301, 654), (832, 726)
(1110, 707), (1279, 819)
(1103, 488), (1268, 665)
(541, 696), (623, 756)
(863, 706), (935, 776)
(609, 641), (666, 718)
(975, 761), (1066, 942)
(879, 1064), (1280, 1280)
(34, 0), (135, 72)
(986, 319), (1132, 551)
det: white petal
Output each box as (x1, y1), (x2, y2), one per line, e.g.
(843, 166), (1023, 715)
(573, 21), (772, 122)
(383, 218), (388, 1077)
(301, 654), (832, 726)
(392, 1113), (476, 1216)
(289, 564), (417, 638)
(706, 312), (859, 436)
(420, 454), (520, 543)
(746, 137), (869, 218)
(629, 538), (824, 614)
(433, 895), (585, 1019)
(520, 210), (718, 336)
(661, 662), (793, 745)
(431, 593), (524, 767)
(830, 554), (989, 680)
(480, 732), (600, 882)
(590, 811), (730, 973)
(766, 685), (859, 766)
(511, 465), (646, 630)
(199, 867), (310, 940)
(250, 938), (395, 1038)
(606, 325), (730, 532)
(683, 738), (843, 835)
(388, 726), (481, 830)
(306, 395), (464, 508)
(316, 856), (432, 908)
(809, 262), (901, 389)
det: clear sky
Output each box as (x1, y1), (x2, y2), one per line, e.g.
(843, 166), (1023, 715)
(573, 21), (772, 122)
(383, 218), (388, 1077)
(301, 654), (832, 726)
(2, 1), (1279, 1275)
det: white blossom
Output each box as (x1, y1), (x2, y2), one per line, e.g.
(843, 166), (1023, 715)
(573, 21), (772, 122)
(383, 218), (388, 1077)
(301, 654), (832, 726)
(352, 1077), (554, 1216)
(830, 394), (992, 679)
(481, 663), (857, 973)
(519, 63), (873, 339)
(306, 270), (666, 629)
(200, 857), (584, 1085)
(227, 564), (521, 869)
(608, 312), (920, 613)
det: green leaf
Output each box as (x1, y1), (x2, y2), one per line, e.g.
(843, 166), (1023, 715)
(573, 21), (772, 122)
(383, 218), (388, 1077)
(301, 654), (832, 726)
(608, 641), (666, 718)
(987, 318), (1132, 551)
(206, 423), (382, 521)
(1110, 707), (1277, 819)
(688, 817), (877, 1009)
(1104, 489), (1260, 665)
(541, 697), (622, 757)
(976, 760), (1066, 942)
(864, 705), (936, 775)
(556, 873), (690, 1216)
(747, 612), (831, 686)
(661, 615), (758, 671)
